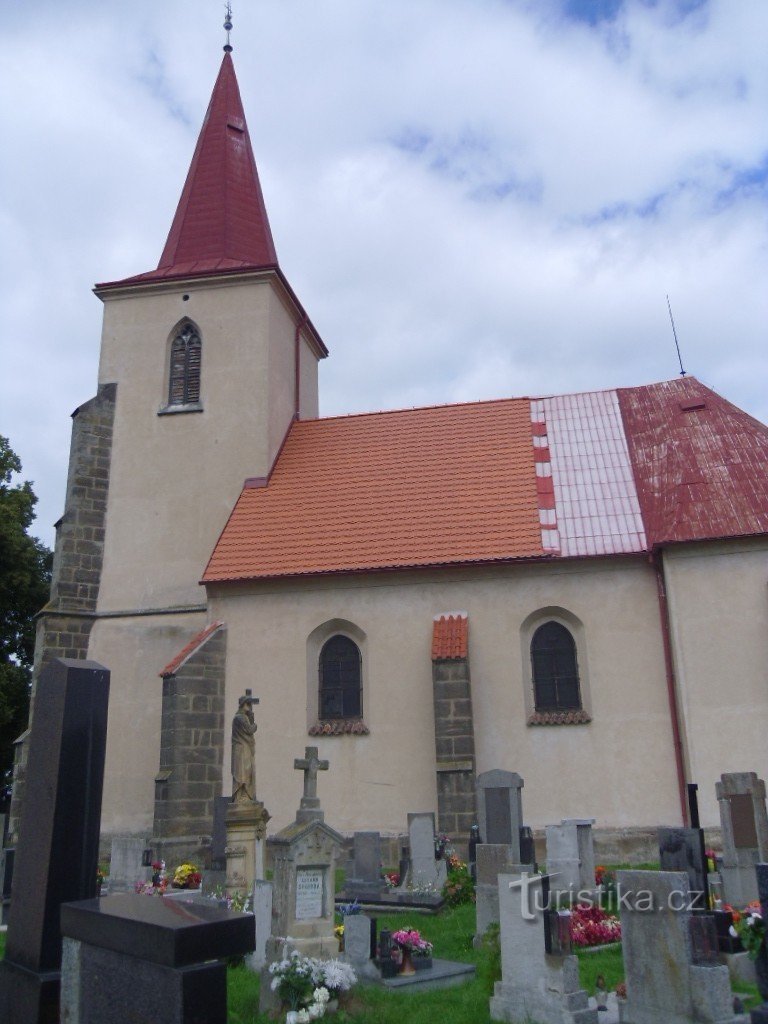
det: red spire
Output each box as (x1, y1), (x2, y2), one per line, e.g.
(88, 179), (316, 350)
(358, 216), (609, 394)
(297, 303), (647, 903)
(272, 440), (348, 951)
(104, 53), (278, 286)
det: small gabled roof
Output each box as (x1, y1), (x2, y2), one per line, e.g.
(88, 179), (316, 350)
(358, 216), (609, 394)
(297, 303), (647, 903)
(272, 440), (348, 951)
(202, 377), (768, 585)
(159, 621), (224, 678)
(98, 53), (278, 289)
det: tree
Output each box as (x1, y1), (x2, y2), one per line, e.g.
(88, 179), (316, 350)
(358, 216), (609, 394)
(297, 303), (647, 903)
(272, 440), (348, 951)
(0, 436), (52, 796)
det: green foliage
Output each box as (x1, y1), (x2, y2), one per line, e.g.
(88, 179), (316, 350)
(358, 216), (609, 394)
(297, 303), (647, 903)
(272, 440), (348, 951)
(476, 921), (501, 995)
(442, 858), (475, 907)
(0, 437), (52, 787)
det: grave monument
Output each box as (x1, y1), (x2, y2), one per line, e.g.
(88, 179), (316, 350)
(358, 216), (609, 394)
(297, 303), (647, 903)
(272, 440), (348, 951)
(266, 747), (342, 958)
(0, 658), (110, 1024)
(407, 812), (448, 891)
(545, 818), (596, 896)
(489, 865), (596, 1023)
(617, 869), (739, 1024)
(476, 769), (524, 859)
(716, 772), (768, 907)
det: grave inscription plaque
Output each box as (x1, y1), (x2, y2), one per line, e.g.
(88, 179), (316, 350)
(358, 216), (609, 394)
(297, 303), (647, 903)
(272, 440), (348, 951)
(295, 868), (324, 920)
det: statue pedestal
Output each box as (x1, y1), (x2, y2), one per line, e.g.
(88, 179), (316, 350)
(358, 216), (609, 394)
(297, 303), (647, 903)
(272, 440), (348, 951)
(225, 800), (270, 898)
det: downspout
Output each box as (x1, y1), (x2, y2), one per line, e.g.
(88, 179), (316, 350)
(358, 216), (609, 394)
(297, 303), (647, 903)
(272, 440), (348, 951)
(652, 548), (689, 825)
(294, 315), (307, 420)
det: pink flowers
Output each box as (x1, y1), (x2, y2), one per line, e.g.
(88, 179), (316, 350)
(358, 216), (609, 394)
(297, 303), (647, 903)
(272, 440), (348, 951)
(569, 903), (621, 947)
(391, 928), (433, 954)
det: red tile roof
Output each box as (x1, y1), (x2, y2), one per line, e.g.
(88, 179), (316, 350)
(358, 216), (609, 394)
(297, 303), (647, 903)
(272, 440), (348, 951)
(619, 377), (768, 547)
(100, 54), (277, 288)
(432, 615), (469, 660)
(203, 399), (544, 582)
(159, 621), (224, 678)
(202, 377), (768, 584)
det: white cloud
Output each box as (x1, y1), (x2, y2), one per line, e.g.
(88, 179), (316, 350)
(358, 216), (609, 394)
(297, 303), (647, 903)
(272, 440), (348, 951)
(1, 0), (766, 546)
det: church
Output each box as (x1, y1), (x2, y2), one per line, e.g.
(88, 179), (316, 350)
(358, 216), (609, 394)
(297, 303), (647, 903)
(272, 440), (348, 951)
(15, 47), (768, 866)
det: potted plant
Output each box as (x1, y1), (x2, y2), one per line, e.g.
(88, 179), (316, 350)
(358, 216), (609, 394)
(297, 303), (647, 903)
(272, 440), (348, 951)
(172, 862), (202, 889)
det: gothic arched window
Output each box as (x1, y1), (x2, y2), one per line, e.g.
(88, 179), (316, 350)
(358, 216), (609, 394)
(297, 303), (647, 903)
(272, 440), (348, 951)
(168, 323), (202, 407)
(530, 621), (581, 712)
(319, 635), (362, 719)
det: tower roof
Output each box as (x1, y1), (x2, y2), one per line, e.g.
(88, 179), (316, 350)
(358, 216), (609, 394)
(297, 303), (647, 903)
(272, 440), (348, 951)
(100, 53), (278, 287)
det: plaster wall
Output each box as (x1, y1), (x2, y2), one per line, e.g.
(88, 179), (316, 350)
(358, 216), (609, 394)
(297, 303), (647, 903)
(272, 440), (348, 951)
(94, 275), (318, 612)
(208, 556), (681, 836)
(663, 539), (768, 824)
(87, 610), (206, 834)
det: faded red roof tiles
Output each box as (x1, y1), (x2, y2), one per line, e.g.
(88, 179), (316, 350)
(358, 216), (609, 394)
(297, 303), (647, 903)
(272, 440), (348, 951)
(619, 378), (768, 546)
(203, 399), (544, 582)
(432, 615), (469, 660)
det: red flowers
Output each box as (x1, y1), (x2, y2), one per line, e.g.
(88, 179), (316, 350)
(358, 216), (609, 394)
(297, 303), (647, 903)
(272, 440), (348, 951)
(569, 903), (621, 947)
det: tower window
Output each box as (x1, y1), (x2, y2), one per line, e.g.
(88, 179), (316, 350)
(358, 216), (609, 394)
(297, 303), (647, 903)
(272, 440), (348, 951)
(168, 324), (201, 407)
(319, 635), (362, 719)
(531, 621), (581, 712)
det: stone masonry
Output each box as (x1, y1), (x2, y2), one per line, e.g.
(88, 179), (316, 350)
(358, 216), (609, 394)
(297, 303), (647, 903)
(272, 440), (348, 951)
(8, 383), (117, 846)
(153, 624), (227, 866)
(431, 614), (477, 843)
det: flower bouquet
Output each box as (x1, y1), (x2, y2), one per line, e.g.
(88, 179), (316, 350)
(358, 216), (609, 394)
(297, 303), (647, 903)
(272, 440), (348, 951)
(172, 862), (202, 889)
(730, 901), (765, 960)
(269, 950), (356, 1019)
(391, 927), (433, 974)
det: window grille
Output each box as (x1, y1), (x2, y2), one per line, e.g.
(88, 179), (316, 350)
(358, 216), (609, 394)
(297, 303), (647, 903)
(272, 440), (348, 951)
(319, 635), (362, 719)
(531, 621), (581, 712)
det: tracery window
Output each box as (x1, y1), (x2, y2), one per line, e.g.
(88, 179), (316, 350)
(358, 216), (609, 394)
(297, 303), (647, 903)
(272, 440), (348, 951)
(319, 635), (362, 719)
(168, 323), (201, 407)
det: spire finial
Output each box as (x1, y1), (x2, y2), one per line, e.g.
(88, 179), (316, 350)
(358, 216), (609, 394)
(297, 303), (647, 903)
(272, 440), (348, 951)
(223, 2), (233, 53)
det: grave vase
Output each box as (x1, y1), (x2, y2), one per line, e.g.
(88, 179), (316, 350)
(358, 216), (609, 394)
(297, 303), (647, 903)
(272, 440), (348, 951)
(398, 947), (416, 975)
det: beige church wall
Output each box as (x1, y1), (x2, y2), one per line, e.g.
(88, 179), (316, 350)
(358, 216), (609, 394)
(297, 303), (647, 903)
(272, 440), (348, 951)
(86, 609), (207, 835)
(662, 539), (768, 826)
(94, 274), (316, 613)
(208, 555), (682, 837)
(299, 333), (319, 420)
(268, 286), (319, 450)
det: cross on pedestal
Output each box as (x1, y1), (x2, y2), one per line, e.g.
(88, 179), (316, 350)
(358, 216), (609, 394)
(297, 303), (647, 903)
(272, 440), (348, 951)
(294, 746), (329, 824)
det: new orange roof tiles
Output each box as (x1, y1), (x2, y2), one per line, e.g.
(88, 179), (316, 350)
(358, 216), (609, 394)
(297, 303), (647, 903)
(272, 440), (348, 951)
(203, 399), (544, 582)
(432, 615), (469, 660)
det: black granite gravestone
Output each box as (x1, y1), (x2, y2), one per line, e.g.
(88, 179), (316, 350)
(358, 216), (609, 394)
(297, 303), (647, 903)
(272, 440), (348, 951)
(0, 658), (110, 1024)
(60, 893), (255, 1023)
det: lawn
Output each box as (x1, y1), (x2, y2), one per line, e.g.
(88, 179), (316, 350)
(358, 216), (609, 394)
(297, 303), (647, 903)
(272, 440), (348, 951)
(1, 894), (762, 1021)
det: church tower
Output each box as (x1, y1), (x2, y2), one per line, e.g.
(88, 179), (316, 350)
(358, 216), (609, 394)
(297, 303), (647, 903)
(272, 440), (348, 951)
(14, 49), (326, 852)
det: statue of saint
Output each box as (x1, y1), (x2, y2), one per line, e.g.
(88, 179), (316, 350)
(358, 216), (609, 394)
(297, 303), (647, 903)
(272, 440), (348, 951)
(231, 691), (259, 802)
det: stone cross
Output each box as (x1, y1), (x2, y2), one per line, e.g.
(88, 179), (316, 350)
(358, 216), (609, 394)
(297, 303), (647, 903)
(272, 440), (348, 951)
(294, 746), (329, 823)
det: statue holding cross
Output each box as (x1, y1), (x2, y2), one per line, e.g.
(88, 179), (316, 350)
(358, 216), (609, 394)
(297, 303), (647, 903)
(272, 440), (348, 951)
(294, 746), (329, 824)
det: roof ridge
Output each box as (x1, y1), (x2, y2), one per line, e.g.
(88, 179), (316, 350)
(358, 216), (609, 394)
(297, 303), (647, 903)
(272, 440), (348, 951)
(301, 376), (700, 427)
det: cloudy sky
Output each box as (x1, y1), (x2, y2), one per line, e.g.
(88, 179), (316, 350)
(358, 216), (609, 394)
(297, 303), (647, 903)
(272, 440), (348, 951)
(1, 0), (766, 547)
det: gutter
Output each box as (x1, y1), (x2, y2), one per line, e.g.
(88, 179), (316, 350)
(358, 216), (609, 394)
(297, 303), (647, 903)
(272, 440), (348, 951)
(652, 548), (689, 825)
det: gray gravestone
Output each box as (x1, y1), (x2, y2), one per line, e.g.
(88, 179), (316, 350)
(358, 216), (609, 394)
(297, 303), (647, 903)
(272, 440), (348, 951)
(546, 819), (596, 895)
(408, 812), (447, 891)
(489, 866), (596, 1024)
(342, 913), (379, 981)
(474, 843), (518, 946)
(60, 893), (254, 1024)
(617, 870), (738, 1024)
(0, 659), (110, 1024)
(716, 773), (768, 907)
(346, 831), (386, 896)
(476, 770), (524, 861)
(108, 836), (151, 893)
(245, 879), (273, 971)
(658, 828), (708, 910)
